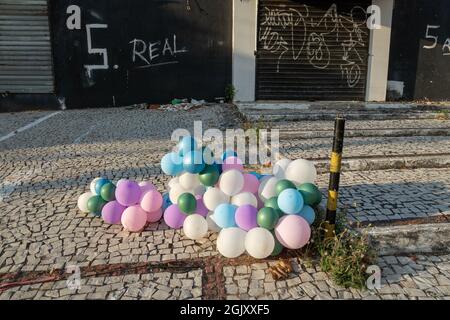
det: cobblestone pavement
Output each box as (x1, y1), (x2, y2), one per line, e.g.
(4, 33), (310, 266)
(223, 254), (450, 300)
(1, 105), (449, 300)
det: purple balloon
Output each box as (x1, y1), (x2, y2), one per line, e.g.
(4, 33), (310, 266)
(195, 195), (209, 217)
(115, 180), (141, 206)
(163, 204), (186, 229)
(102, 201), (126, 224)
(235, 204), (258, 231)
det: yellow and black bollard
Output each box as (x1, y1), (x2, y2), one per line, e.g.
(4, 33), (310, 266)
(324, 116), (345, 238)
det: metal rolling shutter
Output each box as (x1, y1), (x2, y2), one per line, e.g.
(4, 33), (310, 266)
(0, 0), (54, 93)
(256, 0), (370, 101)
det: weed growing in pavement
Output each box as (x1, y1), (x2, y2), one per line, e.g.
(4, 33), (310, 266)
(224, 84), (236, 103)
(300, 209), (376, 289)
(436, 109), (449, 120)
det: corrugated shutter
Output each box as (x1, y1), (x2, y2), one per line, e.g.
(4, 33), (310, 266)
(256, 0), (370, 101)
(0, 0), (54, 93)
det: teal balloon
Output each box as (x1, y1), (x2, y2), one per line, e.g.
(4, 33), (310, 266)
(257, 207), (279, 230)
(161, 152), (183, 176)
(183, 150), (205, 174)
(87, 195), (107, 216)
(199, 165), (220, 187)
(100, 182), (116, 202)
(264, 197), (283, 218)
(275, 179), (296, 196)
(222, 149), (237, 161)
(298, 183), (322, 206)
(94, 178), (110, 195)
(177, 193), (197, 215)
(271, 231), (284, 256)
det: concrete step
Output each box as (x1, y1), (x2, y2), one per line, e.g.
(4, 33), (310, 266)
(274, 135), (450, 171)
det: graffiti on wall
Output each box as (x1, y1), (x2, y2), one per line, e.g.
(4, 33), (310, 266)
(129, 35), (189, 69)
(258, 4), (368, 88)
(423, 24), (450, 56)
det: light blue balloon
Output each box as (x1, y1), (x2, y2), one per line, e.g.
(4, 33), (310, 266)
(183, 150), (205, 173)
(94, 178), (110, 195)
(297, 205), (316, 225)
(213, 203), (237, 228)
(161, 152), (183, 176)
(178, 136), (197, 156)
(277, 189), (304, 214)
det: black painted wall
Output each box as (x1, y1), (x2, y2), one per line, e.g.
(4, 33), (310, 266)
(388, 0), (450, 100)
(49, 0), (232, 108)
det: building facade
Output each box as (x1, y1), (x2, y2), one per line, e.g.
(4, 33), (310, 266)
(0, 0), (448, 110)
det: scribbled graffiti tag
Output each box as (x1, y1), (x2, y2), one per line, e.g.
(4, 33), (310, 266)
(258, 4), (368, 88)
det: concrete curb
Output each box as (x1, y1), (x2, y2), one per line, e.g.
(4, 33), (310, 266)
(279, 128), (450, 139)
(364, 223), (450, 255)
(311, 154), (450, 173)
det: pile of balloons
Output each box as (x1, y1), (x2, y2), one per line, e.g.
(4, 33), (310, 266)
(77, 177), (168, 232)
(160, 136), (323, 260)
(76, 135), (323, 260)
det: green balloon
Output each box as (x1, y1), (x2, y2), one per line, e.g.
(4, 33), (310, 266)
(100, 182), (116, 202)
(271, 232), (284, 256)
(257, 207), (279, 230)
(298, 183), (322, 206)
(177, 193), (197, 215)
(264, 197), (284, 218)
(198, 165), (220, 187)
(275, 179), (296, 196)
(87, 195), (107, 216)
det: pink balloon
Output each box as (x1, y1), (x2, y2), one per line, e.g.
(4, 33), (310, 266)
(102, 201), (126, 224)
(139, 181), (156, 201)
(222, 156), (244, 172)
(147, 208), (163, 223)
(275, 215), (311, 249)
(116, 180), (141, 206)
(241, 173), (259, 194)
(140, 190), (163, 212)
(121, 205), (147, 232)
(163, 204), (186, 229)
(195, 195), (209, 217)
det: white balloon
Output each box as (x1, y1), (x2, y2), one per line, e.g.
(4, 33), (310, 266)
(193, 184), (206, 197)
(217, 227), (247, 258)
(219, 169), (244, 196)
(183, 214), (208, 240)
(169, 183), (191, 204)
(206, 212), (221, 232)
(245, 227), (275, 259)
(90, 178), (101, 195)
(168, 177), (179, 190)
(77, 191), (93, 213)
(231, 192), (258, 207)
(285, 159), (317, 185)
(179, 172), (200, 190)
(258, 176), (279, 202)
(203, 187), (229, 211)
(273, 158), (292, 179)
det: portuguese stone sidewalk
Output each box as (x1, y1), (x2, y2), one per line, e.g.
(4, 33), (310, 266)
(0, 103), (449, 300)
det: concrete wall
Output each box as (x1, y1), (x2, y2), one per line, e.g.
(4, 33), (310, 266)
(232, 0), (257, 102)
(365, 0), (394, 101)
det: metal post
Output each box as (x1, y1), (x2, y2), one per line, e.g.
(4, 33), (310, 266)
(324, 116), (345, 238)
